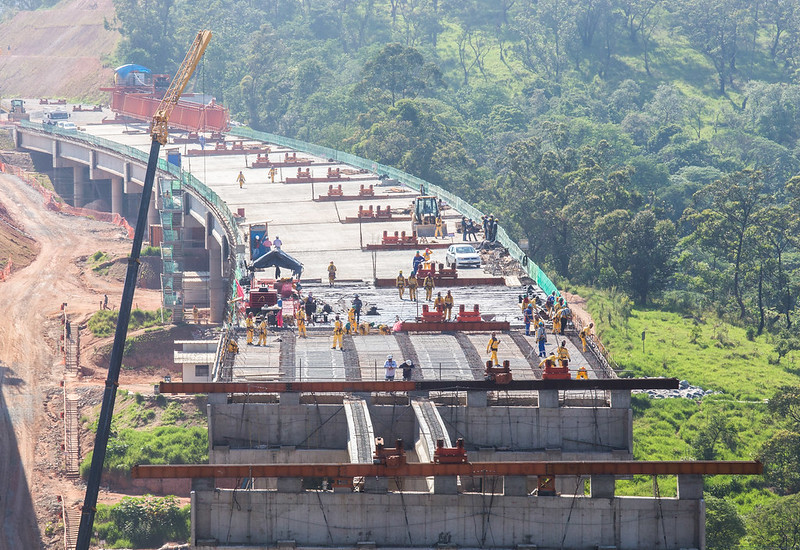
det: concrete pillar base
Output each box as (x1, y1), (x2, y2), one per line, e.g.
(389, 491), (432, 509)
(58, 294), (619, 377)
(467, 391), (487, 407)
(504, 475), (528, 496)
(678, 474), (703, 500)
(434, 476), (458, 495)
(538, 390), (559, 408)
(610, 389), (631, 408)
(590, 475), (616, 498)
(72, 165), (86, 208)
(111, 176), (124, 215)
(277, 477), (304, 493)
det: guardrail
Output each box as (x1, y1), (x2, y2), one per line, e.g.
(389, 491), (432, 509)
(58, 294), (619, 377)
(229, 127), (559, 296)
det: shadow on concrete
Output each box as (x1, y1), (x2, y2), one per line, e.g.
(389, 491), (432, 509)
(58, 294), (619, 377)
(0, 364), (44, 550)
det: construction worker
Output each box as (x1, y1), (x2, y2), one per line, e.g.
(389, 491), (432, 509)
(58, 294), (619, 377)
(246, 312), (255, 345)
(407, 273), (418, 301)
(576, 366), (589, 379)
(269, 167), (277, 183)
(327, 261), (337, 287)
(396, 271), (406, 299)
(193, 305), (199, 324)
(523, 305), (535, 336)
(557, 340), (570, 366)
(348, 307), (357, 335)
(552, 311), (561, 335)
(423, 274), (435, 301)
(378, 324), (391, 335)
(237, 170), (246, 188)
(444, 290), (454, 321)
(434, 292), (445, 314)
(535, 321), (547, 358)
(227, 338), (239, 354)
(546, 292), (556, 316)
(384, 355), (397, 381)
(539, 355), (557, 371)
(332, 315), (344, 350)
(352, 294), (362, 324)
(358, 322), (371, 335)
(412, 251), (424, 274)
(486, 332), (500, 366)
(423, 247), (433, 268)
(434, 215), (443, 238)
(257, 316), (268, 346)
(580, 323), (594, 352)
(296, 307), (307, 338)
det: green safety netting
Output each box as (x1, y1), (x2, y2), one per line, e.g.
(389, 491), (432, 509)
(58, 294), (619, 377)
(229, 127), (559, 296)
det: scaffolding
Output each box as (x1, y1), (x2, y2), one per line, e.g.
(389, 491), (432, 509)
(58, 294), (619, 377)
(159, 179), (185, 322)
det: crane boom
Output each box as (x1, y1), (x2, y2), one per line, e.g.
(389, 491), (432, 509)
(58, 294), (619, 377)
(152, 29), (212, 145)
(75, 30), (212, 550)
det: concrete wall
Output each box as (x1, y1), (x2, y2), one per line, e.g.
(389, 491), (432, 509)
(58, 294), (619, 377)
(209, 402), (631, 454)
(192, 490), (703, 550)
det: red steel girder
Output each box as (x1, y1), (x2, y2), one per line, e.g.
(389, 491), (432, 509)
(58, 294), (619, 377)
(159, 378), (680, 394)
(132, 460), (763, 479)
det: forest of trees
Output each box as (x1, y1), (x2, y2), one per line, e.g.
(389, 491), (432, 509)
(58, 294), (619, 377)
(87, 0), (800, 335)
(5, 0), (799, 545)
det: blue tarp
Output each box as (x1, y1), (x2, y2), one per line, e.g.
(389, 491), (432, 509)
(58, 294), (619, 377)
(113, 64), (152, 78)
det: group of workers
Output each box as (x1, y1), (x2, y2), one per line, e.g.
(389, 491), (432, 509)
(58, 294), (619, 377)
(245, 312), (270, 346)
(237, 168), (279, 187)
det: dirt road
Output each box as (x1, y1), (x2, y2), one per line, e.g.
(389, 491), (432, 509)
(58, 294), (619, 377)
(0, 172), (158, 549)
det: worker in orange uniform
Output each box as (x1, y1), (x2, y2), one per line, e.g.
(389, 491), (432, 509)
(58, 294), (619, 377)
(556, 340), (570, 366)
(444, 290), (454, 321)
(423, 274), (435, 301)
(332, 314), (344, 350)
(257, 316), (268, 346)
(579, 323), (594, 351)
(246, 312), (255, 345)
(486, 332), (500, 366)
(434, 292), (445, 314)
(396, 271), (406, 299)
(434, 216), (443, 238)
(407, 273), (418, 301)
(347, 307), (357, 335)
(296, 307), (307, 338)
(576, 365), (589, 379)
(237, 171), (246, 189)
(327, 261), (337, 287)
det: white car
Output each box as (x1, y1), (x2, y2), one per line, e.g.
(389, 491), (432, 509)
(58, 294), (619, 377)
(445, 244), (481, 268)
(57, 121), (77, 132)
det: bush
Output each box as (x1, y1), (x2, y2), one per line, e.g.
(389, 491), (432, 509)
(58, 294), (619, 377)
(93, 495), (190, 548)
(87, 308), (166, 337)
(140, 246), (161, 256)
(80, 426), (208, 480)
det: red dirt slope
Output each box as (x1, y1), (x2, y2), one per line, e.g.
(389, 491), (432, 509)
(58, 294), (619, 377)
(0, 0), (119, 100)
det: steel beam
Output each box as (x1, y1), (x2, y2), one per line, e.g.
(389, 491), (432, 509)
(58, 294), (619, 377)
(160, 378), (679, 394)
(132, 460), (763, 479)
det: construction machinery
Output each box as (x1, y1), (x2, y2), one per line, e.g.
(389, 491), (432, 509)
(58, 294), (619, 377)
(9, 99), (29, 121)
(412, 195), (443, 237)
(75, 30), (213, 550)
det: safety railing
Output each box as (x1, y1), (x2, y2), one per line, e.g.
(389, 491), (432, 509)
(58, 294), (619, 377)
(229, 127), (559, 297)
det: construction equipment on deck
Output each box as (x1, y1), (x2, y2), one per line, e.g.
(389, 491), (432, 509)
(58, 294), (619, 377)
(412, 195), (441, 237)
(75, 30), (212, 550)
(9, 99), (29, 121)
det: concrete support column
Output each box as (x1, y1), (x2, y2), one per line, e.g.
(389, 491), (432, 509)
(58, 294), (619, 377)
(590, 475), (616, 498)
(277, 477), (304, 493)
(208, 238), (225, 324)
(363, 476), (389, 493)
(433, 476), (458, 495)
(610, 389), (631, 408)
(467, 391), (487, 407)
(678, 474), (703, 500)
(504, 476), (528, 496)
(191, 477), (214, 492)
(538, 390), (559, 408)
(280, 393), (300, 406)
(148, 179), (159, 226)
(111, 176), (124, 215)
(72, 165), (86, 207)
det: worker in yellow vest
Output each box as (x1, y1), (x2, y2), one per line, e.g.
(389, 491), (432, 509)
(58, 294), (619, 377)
(332, 315), (344, 350)
(327, 261), (337, 287)
(237, 171), (246, 188)
(434, 292), (445, 314)
(347, 307), (357, 335)
(486, 332), (500, 365)
(552, 313), (561, 335)
(434, 216), (443, 238)
(444, 290), (454, 320)
(257, 317), (268, 346)
(556, 340), (570, 366)
(296, 307), (307, 338)
(579, 323), (594, 352)
(245, 312), (255, 345)
(396, 271), (406, 299)
(407, 273), (418, 301)
(424, 274), (435, 301)
(269, 167), (277, 183)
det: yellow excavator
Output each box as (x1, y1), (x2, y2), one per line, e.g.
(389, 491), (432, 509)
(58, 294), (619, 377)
(75, 30), (212, 550)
